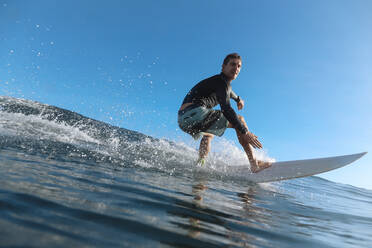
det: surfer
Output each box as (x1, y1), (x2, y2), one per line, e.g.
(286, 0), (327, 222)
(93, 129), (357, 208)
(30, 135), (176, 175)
(178, 53), (272, 172)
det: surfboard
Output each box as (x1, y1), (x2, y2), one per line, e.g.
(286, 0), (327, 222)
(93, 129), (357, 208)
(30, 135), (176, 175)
(230, 152), (367, 183)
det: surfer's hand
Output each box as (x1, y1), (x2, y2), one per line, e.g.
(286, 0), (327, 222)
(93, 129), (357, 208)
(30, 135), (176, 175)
(237, 99), (244, 110)
(246, 132), (262, 149)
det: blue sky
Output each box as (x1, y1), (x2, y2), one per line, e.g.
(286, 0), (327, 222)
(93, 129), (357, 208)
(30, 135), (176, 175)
(1, 0), (371, 189)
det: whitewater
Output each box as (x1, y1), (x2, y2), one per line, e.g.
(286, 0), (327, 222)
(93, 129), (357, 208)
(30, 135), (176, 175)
(1, 96), (372, 248)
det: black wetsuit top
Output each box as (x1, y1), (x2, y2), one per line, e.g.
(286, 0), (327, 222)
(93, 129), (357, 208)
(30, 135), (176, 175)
(182, 73), (248, 134)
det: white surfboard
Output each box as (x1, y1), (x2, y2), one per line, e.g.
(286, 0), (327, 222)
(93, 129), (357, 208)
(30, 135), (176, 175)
(230, 152), (367, 183)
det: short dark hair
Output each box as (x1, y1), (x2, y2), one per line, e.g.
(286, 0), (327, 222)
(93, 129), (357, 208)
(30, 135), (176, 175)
(223, 53), (241, 65)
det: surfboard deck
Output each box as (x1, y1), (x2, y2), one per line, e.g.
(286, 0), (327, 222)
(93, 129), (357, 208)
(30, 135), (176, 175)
(230, 152), (367, 183)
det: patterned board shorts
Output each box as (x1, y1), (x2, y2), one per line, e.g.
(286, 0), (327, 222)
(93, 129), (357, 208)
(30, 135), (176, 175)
(178, 104), (229, 140)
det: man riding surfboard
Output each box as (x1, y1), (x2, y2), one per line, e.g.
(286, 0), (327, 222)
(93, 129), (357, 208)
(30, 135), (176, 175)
(178, 53), (272, 173)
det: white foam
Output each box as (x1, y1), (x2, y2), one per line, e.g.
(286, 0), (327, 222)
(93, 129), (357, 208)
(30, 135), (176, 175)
(0, 96), (276, 180)
(208, 137), (275, 169)
(0, 111), (101, 146)
(133, 159), (154, 168)
(142, 136), (278, 180)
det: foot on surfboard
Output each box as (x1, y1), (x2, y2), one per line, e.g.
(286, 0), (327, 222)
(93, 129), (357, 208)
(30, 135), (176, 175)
(196, 158), (206, 167)
(250, 160), (272, 173)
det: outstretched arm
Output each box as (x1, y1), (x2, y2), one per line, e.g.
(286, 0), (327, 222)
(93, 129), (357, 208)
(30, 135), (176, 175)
(230, 90), (244, 110)
(218, 87), (247, 134)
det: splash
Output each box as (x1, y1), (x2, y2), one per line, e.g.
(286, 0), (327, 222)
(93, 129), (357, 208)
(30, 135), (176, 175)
(0, 111), (100, 145)
(0, 96), (275, 180)
(206, 137), (275, 172)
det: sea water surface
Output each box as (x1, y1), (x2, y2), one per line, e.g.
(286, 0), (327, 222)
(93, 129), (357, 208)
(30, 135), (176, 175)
(1, 96), (372, 248)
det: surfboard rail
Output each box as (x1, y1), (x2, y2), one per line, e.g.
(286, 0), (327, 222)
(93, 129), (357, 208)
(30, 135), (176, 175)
(231, 152), (367, 183)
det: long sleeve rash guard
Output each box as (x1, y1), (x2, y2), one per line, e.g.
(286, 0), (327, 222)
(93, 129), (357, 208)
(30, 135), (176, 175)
(182, 73), (248, 134)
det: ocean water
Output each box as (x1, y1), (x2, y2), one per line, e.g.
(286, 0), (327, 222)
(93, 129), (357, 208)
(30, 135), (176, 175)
(1, 96), (372, 248)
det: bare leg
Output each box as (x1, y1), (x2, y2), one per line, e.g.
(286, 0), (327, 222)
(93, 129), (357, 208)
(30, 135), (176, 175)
(229, 116), (272, 173)
(199, 134), (214, 160)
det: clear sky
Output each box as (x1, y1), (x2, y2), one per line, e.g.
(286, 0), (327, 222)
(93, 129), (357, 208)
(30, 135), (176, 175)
(1, 0), (371, 189)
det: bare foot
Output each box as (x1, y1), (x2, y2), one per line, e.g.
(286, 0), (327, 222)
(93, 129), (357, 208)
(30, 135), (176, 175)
(250, 160), (272, 173)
